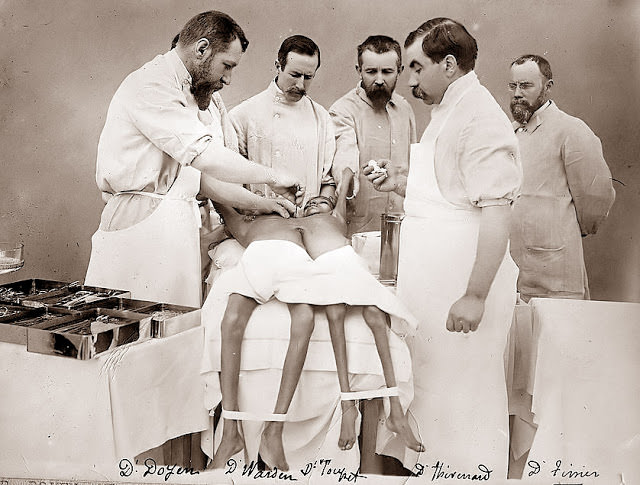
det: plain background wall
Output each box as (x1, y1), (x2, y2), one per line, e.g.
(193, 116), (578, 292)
(1, 0), (638, 302)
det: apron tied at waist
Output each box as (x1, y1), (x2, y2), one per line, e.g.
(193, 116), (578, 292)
(112, 190), (203, 229)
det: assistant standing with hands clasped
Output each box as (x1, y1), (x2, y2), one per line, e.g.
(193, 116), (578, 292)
(508, 54), (615, 302)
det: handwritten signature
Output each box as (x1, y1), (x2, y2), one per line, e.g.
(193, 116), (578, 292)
(225, 458), (366, 482)
(409, 461), (493, 481)
(118, 458), (199, 481)
(526, 459), (600, 480)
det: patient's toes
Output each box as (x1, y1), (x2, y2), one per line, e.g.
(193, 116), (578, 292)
(209, 432), (244, 469)
(339, 401), (358, 451)
(260, 423), (289, 471)
(387, 414), (423, 453)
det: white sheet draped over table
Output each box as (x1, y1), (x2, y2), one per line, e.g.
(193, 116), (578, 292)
(508, 298), (640, 484)
(0, 326), (209, 479)
(200, 239), (416, 476)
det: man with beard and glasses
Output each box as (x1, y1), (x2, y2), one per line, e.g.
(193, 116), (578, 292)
(329, 35), (416, 236)
(229, 35), (336, 211)
(363, 18), (521, 478)
(508, 54), (615, 301)
(85, 11), (304, 308)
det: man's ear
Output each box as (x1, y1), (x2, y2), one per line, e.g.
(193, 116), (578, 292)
(355, 64), (362, 74)
(275, 60), (282, 72)
(443, 54), (458, 76)
(399, 65), (405, 74)
(195, 38), (210, 58)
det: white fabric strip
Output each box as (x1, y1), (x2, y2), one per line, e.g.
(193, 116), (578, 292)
(217, 408), (288, 422)
(340, 386), (399, 401)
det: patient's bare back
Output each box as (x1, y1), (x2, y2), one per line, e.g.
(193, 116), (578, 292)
(298, 214), (349, 259)
(240, 213), (348, 259)
(242, 215), (304, 248)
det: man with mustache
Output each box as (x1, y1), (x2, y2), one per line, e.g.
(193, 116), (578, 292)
(329, 36), (416, 236)
(229, 35), (336, 209)
(508, 54), (615, 301)
(363, 18), (521, 478)
(86, 11), (303, 308)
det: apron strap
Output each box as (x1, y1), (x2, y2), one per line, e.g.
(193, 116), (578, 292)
(112, 190), (165, 199)
(112, 191), (202, 228)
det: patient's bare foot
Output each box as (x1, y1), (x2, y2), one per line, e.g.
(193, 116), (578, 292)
(259, 422), (289, 471)
(339, 400), (358, 450)
(208, 420), (245, 469)
(387, 411), (425, 453)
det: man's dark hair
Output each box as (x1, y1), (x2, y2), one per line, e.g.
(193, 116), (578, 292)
(277, 35), (320, 70)
(512, 54), (553, 81)
(405, 18), (477, 72)
(171, 33), (180, 49)
(178, 11), (249, 54)
(357, 35), (402, 69)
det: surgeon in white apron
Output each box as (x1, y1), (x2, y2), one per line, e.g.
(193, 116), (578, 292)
(86, 165), (204, 307)
(85, 21), (302, 308)
(364, 18), (521, 478)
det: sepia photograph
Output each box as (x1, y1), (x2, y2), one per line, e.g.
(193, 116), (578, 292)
(0, 1), (638, 483)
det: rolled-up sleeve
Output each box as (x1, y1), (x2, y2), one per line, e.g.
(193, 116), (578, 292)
(321, 115), (337, 186)
(562, 123), (616, 235)
(458, 113), (522, 207)
(130, 82), (212, 166)
(330, 104), (360, 177)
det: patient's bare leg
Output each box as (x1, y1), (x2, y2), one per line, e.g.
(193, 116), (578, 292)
(362, 306), (424, 453)
(326, 304), (358, 451)
(260, 303), (315, 471)
(210, 293), (258, 469)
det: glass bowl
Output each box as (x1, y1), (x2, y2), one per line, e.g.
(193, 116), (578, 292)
(0, 242), (25, 275)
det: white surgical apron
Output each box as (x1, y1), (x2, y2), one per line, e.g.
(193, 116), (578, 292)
(85, 166), (203, 308)
(377, 96), (518, 479)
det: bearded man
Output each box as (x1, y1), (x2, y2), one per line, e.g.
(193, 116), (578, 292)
(509, 54), (615, 301)
(85, 11), (302, 308)
(329, 35), (416, 236)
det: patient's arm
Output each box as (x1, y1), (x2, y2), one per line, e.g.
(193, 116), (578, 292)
(212, 202), (253, 246)
(332, 168), (354, 229)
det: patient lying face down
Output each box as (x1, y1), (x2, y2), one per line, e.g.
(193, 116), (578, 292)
(209, 169), (423, 472)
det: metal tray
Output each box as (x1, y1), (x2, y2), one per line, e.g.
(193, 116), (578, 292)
(74, 297), (158, 339)
(25, 284), (130, 309)
(0, 305), (78, 345)
(26, 308), (146, 360)
(0, 279), (72, 305)
(134, 303), (201, 338)
(75, 296), (156, 312)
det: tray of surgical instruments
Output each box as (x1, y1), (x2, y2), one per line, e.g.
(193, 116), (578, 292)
(75, 298), (200, 338)
(132, 302), (201, 338)
(0, 279), (130, 309)
(26, 308), (146, 360)
(0, 304), (78, 345)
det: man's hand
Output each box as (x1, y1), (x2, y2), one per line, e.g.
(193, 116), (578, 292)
(445, 294), (485, 333)
(268, 170), (305, 206)
(255, 196), (297, 218)
(335, 168), (359, 199)
(363, 159), (397, 193)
